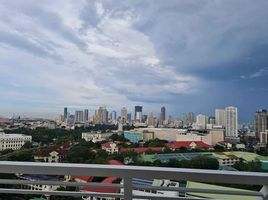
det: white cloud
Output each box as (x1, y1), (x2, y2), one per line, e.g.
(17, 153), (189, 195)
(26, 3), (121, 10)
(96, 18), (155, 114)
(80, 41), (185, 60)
(0, 0), (268, 118)
(240, 67), (268, 79)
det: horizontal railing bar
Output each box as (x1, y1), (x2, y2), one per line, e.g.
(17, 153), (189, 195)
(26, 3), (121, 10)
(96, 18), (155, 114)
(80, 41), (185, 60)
(0, 179), (122, 188)
(0, 188), (123, 198)
(0, 161), (268, 185)
(133, 184), (263, 197)
(133, 194), (216, 200)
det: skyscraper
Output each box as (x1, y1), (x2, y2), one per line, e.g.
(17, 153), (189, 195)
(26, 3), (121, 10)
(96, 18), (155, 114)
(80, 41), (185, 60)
(215, 109), (226, 126)
(64, 107), (68, 122)
(225, 106), (238, 138)
(127, 113), (131, 124)
(159, 106), (166, 125)
(147, 112), (154, 127)
(196, 114), (209, 129)
(135, 106), (142, 122)
(110, 111), (117, 121)
(255, 109), (268, 139)
(98, 106), (108, 124)
(75, 111), (84, 122)
(121, 107), (127, 122)
(186, 112), (195, 125)
(84, 109), (89, 122)
(209, 117), (216, 125)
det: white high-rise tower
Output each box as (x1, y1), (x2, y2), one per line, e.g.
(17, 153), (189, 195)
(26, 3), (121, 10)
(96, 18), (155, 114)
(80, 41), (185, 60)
(225, 106), (238, 138)
(215, 109), (226, 126)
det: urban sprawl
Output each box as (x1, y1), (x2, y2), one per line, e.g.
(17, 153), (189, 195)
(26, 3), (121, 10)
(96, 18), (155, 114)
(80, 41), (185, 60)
(0, 106), (268, 200)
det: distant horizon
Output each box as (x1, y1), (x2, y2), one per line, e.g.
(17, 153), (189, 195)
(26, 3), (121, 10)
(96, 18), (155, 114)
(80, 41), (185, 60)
(0, 1), (268, 123)
(0, 104), (264, 124)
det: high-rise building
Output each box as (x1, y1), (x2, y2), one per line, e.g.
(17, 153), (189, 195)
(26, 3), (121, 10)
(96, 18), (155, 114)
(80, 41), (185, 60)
(260, 130), (268, 144)
(215, 109), (226, 126)
(147, 112), (154, 127)
(75, 111), (84, 122)
(209, 117), (216, 125)
(84, 109), (89, 122)
(135, 106), (142, 122)
(196, 114), (209, 129)
(121, 107), (127, 122)
(225, 106), (238, 138)
(64, 107), (68, 122)
(68, 114), (75, 124)
(159, 106), (166, 125)
(98, 106), (108, 124)
(255, 109), (268, 139)
(142, 115), (148, 123)
(127, 113), (131, 123)
(110, 111), (117, 121)
(186, 112), (195, 125)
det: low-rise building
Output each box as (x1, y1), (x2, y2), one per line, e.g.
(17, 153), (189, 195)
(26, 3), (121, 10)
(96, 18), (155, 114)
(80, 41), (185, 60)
(17, 174), (63, 193)
(101, 142), (119, 154)
(120, 147), (164, 154)
(124, 131), (144, 143)
(82, 132), (112, 143)
(212, 152), (241, 166)
(34, 142), (72, 163)
(0, 129), (32, 151)
(167, 141), (212, 150)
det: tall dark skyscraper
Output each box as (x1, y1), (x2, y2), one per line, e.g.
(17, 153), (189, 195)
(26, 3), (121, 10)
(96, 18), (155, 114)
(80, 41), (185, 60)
(127, 113), (132, 123)
(187, 112), (195, 125)
(255, 109), (268, 139)
(159, 106), (166, 125)
(64, 107), (68, 122)
(84, 109), (89, 122)
(135, 106), (142, 122)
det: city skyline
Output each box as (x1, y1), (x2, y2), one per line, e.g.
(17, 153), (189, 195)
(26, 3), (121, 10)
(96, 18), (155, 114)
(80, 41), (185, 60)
(0, 1), (268, 122)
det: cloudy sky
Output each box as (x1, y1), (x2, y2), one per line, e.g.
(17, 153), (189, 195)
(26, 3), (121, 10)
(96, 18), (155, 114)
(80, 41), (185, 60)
(0, 0), (268, 122)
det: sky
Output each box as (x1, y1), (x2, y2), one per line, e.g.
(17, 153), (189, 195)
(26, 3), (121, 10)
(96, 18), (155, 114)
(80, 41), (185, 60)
(0, 0), (268, 122)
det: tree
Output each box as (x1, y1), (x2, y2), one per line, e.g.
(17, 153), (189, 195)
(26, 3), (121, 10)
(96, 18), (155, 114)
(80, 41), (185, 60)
(109, 133), (128, 142)
(22, 141), (33, 149)
(143, 139), (167, 147)
(64, 144), (96, 163)
(7, 150), (33, 161)
(233, 160), (263, 172)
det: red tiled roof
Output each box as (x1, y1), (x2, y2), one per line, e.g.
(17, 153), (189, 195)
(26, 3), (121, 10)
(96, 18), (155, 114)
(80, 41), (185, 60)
(108, 160), (124, 165)
(167, 141), (211, 149)
(102, 143), (111, 148)
(80, 177), (120, 193)
(120, 147), (164, 154)
(71, 176), (93, 182)
(35, 142), (73, 157)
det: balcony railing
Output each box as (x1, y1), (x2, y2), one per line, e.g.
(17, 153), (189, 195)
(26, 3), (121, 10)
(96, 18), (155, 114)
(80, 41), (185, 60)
(0, 161), (268, 199)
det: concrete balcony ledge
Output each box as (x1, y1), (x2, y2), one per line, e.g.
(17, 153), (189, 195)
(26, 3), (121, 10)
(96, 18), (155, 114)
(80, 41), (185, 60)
(0, 161), (267, 199)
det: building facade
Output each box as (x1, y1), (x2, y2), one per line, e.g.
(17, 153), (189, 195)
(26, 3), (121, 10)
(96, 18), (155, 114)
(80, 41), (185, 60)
(159, 106), (166, 125)
(75, 111), (84, 123)
(121, 107), (127, 123)
(98, 106), (108, 124)
(255, 109), (268, 139)
(195, 114), (209, 129)
(225, 106), (238, 138)
(215, 109), (225, 127)
(135, 106), (143, 123)
(84, 109), (89, 122)
(0, 130), (32, 151)
(260, 130), (268, 144)
(64, 107), (68, 122)
(124, 131), (144, 143)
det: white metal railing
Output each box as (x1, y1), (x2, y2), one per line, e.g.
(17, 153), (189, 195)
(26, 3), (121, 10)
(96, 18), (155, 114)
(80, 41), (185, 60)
(0, 161), (267, 199)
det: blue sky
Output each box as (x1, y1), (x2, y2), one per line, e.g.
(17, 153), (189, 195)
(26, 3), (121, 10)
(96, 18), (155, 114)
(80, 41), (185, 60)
(0, 0), (268, 122)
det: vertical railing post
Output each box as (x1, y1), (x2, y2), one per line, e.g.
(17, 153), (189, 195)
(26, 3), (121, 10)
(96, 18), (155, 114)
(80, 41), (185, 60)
(123, 177), (132, 200)
(258, 185), (268, 200)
